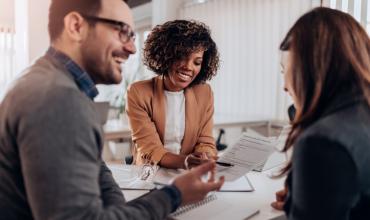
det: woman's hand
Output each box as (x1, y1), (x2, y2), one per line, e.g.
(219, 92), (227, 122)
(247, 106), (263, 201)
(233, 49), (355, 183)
(184, 152), (216, 169)
(271, 187), (288, 210)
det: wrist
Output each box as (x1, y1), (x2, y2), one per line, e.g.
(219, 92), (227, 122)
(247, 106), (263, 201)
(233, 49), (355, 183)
(183, 155), (191, 170)
(161, 185), (182, 212)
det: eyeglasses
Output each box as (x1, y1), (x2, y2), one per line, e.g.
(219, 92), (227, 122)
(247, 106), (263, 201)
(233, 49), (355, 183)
(81, 14), (136, 43)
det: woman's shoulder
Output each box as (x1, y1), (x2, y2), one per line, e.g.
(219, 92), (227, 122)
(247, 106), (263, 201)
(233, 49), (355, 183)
(296, 117), (349, 154)
(127, 77), (156, 95)
(129, 78), (155, 89)
(295, 109), (370, 169)
(190, 82), (212, 94)
(189, 83), (213, 104)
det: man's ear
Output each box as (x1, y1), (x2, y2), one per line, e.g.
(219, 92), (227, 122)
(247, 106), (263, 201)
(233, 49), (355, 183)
(63, 12), (89, 42)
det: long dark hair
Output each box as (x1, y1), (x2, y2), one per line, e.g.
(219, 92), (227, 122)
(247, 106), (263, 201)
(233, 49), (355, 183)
(279, 7), (370, 175)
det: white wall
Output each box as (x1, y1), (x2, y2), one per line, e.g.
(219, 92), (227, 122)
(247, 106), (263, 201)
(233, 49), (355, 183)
(0, 0), (14, 27)
(14, 0), (29, 75)
(28, 0), (50, 63)
(180, 0), (315, 120)
(152, 0), (184, 26)
(132, 2), (152, 29)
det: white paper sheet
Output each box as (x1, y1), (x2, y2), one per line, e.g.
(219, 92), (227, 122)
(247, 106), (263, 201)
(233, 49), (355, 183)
(216, 132), (275, 181)
(152, 168), (254, 191)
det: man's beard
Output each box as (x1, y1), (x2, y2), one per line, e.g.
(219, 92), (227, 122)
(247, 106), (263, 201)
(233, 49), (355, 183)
(80, 47), (116, 84)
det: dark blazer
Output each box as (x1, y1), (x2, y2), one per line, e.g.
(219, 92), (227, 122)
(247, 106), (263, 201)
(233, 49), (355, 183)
(284, 93), (370, 220)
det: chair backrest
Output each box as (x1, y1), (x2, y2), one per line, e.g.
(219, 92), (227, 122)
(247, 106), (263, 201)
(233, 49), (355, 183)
(94, 102), (110, 125)
(216, 129), (227, 151)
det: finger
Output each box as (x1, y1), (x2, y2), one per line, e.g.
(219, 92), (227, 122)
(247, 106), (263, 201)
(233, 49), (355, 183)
(271, 201), (285, 210)
(203, 176), (225, 192)
(275, 189), (286, 201)
(207, 167), (215, 182)
(189, 157), (211, 165)
(205, 152), (211, 159)
(192, 161), (216, 176)
(192, 152), (203, 158)
(276, 189), (286, 196)
(187, 157), (203, 165)
(199, 158), (211, 164)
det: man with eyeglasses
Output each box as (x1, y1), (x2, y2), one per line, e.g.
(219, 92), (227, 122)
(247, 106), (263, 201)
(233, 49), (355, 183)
(0, 0), (224, 219)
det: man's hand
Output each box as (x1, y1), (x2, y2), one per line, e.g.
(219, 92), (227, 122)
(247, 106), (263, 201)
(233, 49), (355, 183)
(173, 161), (224, 205)
(271, 187), (288, 210)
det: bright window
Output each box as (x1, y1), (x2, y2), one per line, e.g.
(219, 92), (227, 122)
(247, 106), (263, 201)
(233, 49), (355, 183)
(330, 0), (370, 34)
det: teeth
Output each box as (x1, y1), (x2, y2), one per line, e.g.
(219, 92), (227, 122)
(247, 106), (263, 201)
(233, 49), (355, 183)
(178, 71), (192, 80)
(113, 56), (125, 64)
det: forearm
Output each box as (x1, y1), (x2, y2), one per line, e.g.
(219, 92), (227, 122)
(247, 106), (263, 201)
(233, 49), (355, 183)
(99, 161), (126, 205)
(159, 152), (186, 169)
(194, 143), (217, 157)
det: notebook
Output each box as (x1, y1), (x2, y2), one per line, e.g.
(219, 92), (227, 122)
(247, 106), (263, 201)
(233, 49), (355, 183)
(170, 193), (260, 220)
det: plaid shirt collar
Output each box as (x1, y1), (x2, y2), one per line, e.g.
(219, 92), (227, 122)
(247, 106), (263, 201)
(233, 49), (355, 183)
(47, 47), (99, 100)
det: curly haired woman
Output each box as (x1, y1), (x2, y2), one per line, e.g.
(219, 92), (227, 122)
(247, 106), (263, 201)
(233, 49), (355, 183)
(126, 20), (220, 169)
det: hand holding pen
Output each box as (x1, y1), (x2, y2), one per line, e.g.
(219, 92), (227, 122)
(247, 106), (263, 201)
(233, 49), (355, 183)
(215, 161), (234, 167)
(184, 152), (218, 169)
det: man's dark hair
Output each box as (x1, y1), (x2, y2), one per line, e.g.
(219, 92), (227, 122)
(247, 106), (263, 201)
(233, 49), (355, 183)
(48, 0), (128, 41)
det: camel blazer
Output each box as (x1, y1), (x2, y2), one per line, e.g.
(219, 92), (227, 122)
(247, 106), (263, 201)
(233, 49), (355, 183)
(126, 76), (217, 165)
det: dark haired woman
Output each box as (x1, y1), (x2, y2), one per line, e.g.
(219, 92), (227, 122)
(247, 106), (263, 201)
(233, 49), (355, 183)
(272, 7), (370, 219)
(126, 20), (220, 169)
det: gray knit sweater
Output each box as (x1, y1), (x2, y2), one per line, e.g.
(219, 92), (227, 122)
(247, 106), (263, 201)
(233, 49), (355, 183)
(0, 55), (173, 220)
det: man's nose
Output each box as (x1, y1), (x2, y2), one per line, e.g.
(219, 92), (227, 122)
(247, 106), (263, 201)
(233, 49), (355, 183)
(123, 40), (136, 55)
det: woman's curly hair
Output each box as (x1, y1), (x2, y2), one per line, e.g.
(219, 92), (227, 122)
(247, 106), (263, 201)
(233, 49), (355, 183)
(143, 20), (220, 85)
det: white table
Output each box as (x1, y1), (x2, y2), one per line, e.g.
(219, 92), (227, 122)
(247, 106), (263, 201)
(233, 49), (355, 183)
(103, 118), (131, 142)
(118, 166), (286, 220)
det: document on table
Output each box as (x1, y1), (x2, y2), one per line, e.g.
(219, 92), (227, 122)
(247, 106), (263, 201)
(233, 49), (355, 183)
(216, 132), (275, 181)
(252, 126), (290, 172)
(153, 169), (254, 192)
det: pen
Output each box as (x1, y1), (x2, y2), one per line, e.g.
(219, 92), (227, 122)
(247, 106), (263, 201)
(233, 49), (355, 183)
(216, 161), (234, 167)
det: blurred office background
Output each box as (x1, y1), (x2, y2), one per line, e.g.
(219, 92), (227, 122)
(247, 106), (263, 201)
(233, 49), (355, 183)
(1, 0), (369, 160)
